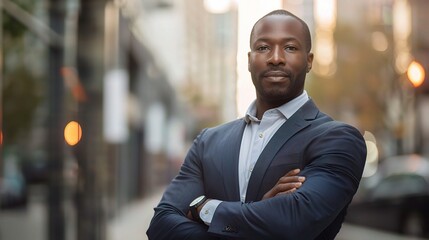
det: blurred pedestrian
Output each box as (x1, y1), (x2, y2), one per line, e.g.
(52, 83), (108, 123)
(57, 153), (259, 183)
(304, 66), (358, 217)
(147, 9), (366, 240)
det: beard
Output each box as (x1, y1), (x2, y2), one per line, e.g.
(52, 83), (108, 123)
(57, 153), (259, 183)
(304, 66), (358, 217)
(251, 69), (306, 105)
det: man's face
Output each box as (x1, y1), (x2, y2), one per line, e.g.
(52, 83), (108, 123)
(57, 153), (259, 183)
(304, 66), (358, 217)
(248, 14), (313, 106)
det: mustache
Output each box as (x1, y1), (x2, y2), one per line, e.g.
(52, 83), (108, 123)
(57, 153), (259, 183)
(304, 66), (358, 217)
(260, 68), (292, 78)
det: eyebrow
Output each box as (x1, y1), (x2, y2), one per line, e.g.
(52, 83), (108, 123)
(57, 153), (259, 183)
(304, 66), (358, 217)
(252, 37), (301, 47)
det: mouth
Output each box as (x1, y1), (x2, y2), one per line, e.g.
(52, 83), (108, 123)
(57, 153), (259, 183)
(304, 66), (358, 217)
(262, 71), (290, 82)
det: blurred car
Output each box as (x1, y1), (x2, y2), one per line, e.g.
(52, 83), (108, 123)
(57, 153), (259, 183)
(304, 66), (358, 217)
(21, 151), (49, 185)
(346, 154), (429, 238)
(0, 153), (28, 209)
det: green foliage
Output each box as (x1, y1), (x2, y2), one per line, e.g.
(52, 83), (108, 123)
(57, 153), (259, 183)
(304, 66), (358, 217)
(3, 66), (43, 144)
(2, 0), (43, 145)
(2, 0), (35, 38)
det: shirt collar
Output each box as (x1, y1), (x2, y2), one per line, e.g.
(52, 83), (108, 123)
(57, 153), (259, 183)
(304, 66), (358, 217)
(244, 90), (309, 124)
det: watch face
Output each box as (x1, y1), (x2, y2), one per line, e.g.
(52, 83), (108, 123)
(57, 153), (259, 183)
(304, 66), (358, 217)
(190, 195), (205, 206)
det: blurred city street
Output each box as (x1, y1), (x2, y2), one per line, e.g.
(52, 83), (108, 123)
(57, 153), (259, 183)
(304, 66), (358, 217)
(0, 185), (76, 240)
(107, 187), (429, 240)
(2, 185), (427, 240)
(0, 187), (47, 240)
(2, 0), (429, 239)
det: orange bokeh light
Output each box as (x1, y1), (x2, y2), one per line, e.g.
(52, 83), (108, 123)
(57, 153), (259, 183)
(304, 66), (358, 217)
(64, 121), (82, 146)
(407, 61), (425, 88)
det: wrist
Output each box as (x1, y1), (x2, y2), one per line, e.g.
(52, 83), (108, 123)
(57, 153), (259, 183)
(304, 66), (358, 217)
(189, 195), (207, 223)
(197, 199), (209, 214)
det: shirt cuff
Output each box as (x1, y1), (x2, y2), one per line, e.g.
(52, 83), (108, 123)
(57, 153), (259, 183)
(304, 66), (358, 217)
(199, 199), (222, 226)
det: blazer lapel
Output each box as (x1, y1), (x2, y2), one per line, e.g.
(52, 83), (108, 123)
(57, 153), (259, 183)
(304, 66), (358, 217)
(221, 120), (246, 201)
(245, 100), (319, 201)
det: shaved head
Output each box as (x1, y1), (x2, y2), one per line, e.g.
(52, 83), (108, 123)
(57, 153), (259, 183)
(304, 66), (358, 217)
(250, 9), (312, 53)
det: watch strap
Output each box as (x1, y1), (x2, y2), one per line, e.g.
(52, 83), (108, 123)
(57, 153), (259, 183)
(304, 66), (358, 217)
(190, 195), (207, 223)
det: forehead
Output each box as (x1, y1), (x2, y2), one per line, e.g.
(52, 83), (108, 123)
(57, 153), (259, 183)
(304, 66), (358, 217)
(251, 15), (305, 44)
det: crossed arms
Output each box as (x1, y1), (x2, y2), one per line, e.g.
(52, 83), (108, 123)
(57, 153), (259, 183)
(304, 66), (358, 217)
(147, 123), (366, 240)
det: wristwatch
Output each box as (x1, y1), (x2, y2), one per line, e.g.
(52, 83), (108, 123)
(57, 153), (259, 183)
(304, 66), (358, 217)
(189, 195), (207, 223)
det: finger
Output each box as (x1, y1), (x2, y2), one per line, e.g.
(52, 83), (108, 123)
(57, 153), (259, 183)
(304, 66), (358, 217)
(285, 168), (300, 177)
(263, 180), (304, 199)
(274, 182), (302, 193)
(278, 175), (306, 184)
(276, 188), (297, 196)
(284, 182), (302, 189)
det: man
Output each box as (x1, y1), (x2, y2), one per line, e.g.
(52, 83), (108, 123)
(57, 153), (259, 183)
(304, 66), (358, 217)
(147, 9), (366, 240)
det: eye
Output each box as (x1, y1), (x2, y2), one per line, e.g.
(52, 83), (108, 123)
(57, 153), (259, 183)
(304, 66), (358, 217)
(256, 45), (269, 51)
(285, 46), (298, 52)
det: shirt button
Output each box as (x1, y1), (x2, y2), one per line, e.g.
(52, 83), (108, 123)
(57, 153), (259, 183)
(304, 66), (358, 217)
(258, 133), (263, 138)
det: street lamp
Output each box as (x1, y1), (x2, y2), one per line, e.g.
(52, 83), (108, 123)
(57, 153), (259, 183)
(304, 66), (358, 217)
(407, 60), (425, 153)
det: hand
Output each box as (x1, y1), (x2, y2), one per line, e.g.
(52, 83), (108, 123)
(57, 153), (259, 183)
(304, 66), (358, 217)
(262, 169), (305, 200)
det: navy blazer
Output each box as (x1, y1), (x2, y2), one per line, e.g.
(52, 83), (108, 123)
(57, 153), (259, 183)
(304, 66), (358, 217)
(147, 100), (367, 240)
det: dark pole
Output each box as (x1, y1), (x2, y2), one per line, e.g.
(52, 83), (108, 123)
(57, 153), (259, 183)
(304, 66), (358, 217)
(414, 87), (423, 154)
(47, 0), (66, 240)
(0, 0), (4, 177)
(75, 0), (107, 239)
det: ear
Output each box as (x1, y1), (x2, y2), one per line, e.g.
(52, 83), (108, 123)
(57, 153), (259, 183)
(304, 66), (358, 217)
(306, 52), (314, 73)
(248, 52), (251, 72)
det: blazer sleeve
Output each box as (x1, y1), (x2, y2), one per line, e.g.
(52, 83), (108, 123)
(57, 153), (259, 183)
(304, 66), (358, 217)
(146, 129), (219, 240)
(208, 123), (367, 240)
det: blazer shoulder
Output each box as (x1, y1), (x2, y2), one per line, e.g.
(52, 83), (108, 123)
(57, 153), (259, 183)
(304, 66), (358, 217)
(320, 119), (363, 134)
(204, 118), (246, 135)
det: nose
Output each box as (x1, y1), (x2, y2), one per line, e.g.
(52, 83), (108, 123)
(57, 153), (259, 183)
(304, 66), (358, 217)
(267, 46), (285, 66)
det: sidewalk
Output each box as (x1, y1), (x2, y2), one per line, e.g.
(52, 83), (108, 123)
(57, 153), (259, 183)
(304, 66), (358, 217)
(107, 188), (164, 240)
(107, 188), (427, 240)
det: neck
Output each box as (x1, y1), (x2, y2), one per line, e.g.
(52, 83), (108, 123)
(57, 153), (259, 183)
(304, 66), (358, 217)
(255, 91), (305, 118)
(255, 100), (283, 119)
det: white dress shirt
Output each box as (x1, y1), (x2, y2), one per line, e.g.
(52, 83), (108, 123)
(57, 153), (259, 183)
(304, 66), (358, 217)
(200, 91), (310, 225)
